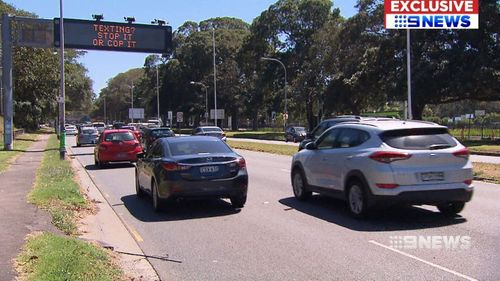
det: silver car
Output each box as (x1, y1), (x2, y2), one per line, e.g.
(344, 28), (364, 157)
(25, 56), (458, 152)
(291, 120), (473, 218)
(77, 127), (99, 146)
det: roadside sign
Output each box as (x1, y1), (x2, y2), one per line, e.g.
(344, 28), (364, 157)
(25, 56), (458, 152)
(14, 17), (54, 48)
(176, 112), (183, 123)
(54, 18), (172, 53)
(128, 108), (144, 119)
(210, 109), (224, 120)
(475, 110), (486, 116)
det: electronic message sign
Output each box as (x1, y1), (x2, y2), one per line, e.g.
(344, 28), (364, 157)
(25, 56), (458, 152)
(54, 18), (172, 53)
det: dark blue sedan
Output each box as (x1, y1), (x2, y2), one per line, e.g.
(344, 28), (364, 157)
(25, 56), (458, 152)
(135, 136), (248, 211)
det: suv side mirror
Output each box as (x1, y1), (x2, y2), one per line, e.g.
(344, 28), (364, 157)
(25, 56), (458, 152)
(305, 142), (317, 150)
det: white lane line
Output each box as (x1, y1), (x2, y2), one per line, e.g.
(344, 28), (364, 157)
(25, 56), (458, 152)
(280, 169), (290, 173)
(368, 240), (478, 281)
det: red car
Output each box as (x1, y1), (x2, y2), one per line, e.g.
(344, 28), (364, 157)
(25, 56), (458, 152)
(94, 129), (143, 168)
(122, 125), (143, 142)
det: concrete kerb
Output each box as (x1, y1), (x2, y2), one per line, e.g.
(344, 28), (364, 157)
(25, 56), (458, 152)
(66, 146), (160, 281)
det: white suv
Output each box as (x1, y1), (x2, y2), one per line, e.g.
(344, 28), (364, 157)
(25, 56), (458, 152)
(291, 120), (473, 218)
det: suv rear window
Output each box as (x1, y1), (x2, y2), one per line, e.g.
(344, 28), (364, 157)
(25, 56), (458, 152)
(380, 128), (457, 150)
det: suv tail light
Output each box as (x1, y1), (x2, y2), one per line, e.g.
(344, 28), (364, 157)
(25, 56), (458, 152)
(464, 179), (473, 185)
(369, 151), (411, 163)
(376, 183), (399, 189)
(162, 162), (190, 171)
(453, 148), (470, 159)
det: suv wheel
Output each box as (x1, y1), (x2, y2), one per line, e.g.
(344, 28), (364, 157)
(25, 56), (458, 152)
(437, 202), (465, 216)
(347, 181), (369, 218)
(292, 169), (311, 201)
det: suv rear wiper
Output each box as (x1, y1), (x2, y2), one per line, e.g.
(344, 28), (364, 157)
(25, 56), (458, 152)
(428, 144), (452, 150)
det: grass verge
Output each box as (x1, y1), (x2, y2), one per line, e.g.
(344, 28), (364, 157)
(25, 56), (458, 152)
(0, 133), (40, 173)
(472, 162), (500, 184)
(16, 232), (121, 281)
(228, 140), (296, 156)
(28, 134), (87, 235)
(228, 140), (500, 184)
(17, 134), (124, 280)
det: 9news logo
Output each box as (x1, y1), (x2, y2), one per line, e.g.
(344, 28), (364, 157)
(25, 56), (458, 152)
(384, 0), (479, 29)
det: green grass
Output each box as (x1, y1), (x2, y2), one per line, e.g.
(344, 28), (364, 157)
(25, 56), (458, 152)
(227, 140), (297, 156)
(0, 133), (40, 173)
(226, 131), (285, 141)
(472, 162), (500, 184)
(29, 134), (87, 235)
(462, 140), (500, 155)
(16, 232), (122, 281)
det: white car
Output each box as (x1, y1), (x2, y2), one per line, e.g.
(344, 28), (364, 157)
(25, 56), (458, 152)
(65, 125), (78, 135)
(291, 119), (473, 218)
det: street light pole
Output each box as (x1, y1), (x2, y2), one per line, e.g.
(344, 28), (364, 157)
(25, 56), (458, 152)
(129, 83), (134, 123)
(212, 28), (217, 127)
(103, 95), (106, 124)
(156, 64), (160, 122)
(261, 57), (288, 128)
(406, 29), (413, 120)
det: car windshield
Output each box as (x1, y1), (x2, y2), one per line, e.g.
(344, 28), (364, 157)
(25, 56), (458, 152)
(203, 127), (222, 132)
(104, 132), (135, 142)
(294, 127), (306, 133)
(380, 128), (457, 150)
(167, 140), (232, 156)
(152, 129), (172, 137)
(82, 129), (97, 134)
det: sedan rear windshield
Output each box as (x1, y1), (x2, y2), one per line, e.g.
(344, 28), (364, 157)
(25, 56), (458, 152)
(152, 129), (173, 137)
(168, 140), (232, 156)
(82, 129), (97, 134)
(203, 128), (223, 132)
(104, 132), (135, 142)
(380, 128), (457, 150)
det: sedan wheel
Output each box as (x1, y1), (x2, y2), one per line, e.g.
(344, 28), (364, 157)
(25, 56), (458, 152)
(347, 181), (368, 218)
(152, 180), (161, 212)
(230, 195), (247, 208)
(292, 169), (311, 201)
(135, 170), (144, 198)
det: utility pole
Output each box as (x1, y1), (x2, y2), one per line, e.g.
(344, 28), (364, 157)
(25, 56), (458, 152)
(58, 0), (66, 159)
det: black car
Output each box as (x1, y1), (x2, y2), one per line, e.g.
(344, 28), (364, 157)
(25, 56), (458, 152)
(142, 127), (175, 150)
(284, 126), (307, 143)
(298, 116), (362, 150)
(135, 136), (248, 211)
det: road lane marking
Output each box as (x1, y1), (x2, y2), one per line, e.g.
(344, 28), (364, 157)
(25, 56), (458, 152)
(368, 240), (478, 281)
(281, 169), (290, 173)
(122, 221), (144, 243)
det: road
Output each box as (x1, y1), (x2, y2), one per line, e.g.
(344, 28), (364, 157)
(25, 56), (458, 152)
(68, 136), (500, 281)
(228, 137), (500, 164)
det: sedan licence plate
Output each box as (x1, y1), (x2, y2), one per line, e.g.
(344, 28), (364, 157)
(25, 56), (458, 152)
(200, 166), (219, 174)
(420, 171), (444, 182)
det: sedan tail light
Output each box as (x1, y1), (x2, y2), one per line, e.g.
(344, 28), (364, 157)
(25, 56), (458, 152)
(464, 179), (473, 185)
(369, 151), (411, 163)
(453, 148), (470, 159)
(237, 158), (246, 168)
(162, 162), (190, 171)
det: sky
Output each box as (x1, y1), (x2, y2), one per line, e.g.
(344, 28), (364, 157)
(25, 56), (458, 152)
(8, 0), (358, 94)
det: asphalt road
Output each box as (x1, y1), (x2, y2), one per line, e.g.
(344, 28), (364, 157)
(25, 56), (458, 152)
(67, 136), (500, 281)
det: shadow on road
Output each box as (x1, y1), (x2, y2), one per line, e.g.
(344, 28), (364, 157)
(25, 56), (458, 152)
(84, 163), (135, 171)
(279, 195), (466, 232)
(69, 152), (94, 157)
(121, 194), (240, 222)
